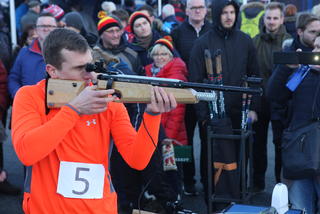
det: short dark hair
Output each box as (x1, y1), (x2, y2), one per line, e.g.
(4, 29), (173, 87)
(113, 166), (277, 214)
(43, 28), (89, 69)
(296, 13), (320, 31)
(112, 9), (130, 23)
(137, 4), (155, 17)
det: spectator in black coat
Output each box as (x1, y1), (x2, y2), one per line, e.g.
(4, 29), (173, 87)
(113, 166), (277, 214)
(267, 36), (320, 214)
(188, 0), (259, 204)
(171, 0), (211, 196)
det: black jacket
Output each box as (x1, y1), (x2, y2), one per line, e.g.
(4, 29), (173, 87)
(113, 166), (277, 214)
(267, 65), (320, 129)
(188, 0), (259, 122)
(128, 30), (162, 67)
(285, 36), (313, 52)
(269, 36), (313, 123)
(171, 19), (212, 68)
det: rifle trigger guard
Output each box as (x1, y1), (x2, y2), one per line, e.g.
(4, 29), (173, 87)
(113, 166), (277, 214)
(106, 78), (114, 89)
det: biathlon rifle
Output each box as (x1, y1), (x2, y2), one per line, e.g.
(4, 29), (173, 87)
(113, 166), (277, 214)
(46, 61), (263, 108)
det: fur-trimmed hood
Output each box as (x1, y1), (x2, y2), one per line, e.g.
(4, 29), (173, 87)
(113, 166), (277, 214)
(240, 1), (265, 11)
(240, 1), (265, 19)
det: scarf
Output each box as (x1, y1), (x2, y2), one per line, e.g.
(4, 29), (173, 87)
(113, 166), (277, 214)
(135, 32), (153, 49)
(151, 64), (161, 76)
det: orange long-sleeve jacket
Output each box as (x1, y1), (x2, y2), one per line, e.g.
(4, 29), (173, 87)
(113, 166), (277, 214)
(11, 80), (161, 214)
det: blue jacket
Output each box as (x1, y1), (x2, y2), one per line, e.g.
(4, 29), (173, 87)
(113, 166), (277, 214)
(8, 39), (46, 98)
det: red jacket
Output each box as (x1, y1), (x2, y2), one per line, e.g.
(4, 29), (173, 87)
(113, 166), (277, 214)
(145, 57), (188, 145)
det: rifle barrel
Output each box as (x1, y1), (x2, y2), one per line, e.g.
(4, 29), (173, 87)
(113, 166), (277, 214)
(98, 74), (263, 95)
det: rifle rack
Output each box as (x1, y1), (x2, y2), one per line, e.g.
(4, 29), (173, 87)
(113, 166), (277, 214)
(206, 127), (254, 214)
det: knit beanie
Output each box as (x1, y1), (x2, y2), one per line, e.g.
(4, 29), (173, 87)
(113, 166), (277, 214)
(28, 0), (40, 8)
(154, 38), (174, 54)
(43, 4), (65, 21)
(128, 11), (151, 34)
(62, 12), (84, 32)
(97, 16), (121, 35)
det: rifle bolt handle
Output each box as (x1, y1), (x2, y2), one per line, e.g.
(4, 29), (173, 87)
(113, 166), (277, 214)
(48, 90), (54, 95)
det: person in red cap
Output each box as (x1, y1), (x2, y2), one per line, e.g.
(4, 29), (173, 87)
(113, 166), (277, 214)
(145, 38), (188, 197)
(96, 15), (143, 75)
(128, 11), (165, 66)
(42, 4), (65, 27)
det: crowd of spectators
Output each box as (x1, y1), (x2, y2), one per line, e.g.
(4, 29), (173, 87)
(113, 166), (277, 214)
(1, 0), (320, 213)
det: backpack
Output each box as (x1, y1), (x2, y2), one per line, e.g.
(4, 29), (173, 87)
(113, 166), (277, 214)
(240, 10), (264, 38)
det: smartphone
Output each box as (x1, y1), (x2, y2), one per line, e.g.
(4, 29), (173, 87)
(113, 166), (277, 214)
(273, 52), (320, 65)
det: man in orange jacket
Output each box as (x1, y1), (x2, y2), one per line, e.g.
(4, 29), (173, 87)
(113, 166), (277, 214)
(11, 28), (177, 214)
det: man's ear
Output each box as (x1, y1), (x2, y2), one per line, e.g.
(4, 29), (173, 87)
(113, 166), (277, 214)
(46, 64), (58, 78)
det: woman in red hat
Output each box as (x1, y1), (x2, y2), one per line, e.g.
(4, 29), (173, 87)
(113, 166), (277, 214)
(145, 38), (188, 196)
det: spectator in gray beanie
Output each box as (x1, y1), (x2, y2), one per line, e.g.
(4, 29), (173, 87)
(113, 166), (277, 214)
(62, 12), (84, 33)
(62, 12), (98, 47)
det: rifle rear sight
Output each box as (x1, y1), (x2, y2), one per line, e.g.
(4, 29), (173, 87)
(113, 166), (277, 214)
(85, 61), (119, 75)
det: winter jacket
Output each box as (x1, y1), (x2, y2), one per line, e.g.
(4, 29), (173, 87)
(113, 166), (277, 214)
(284, 16), (297, 39)
(96, 36), (144, 75)
(128, 30), (162, 67)
(145, 57), (188, 145)
(171, 19), (212, 68)
(285, 36), (313, 52)
(15, 3), (28, 34)
(8, 39), (46, 98)
(267, 65), (320, 130)
(269, 36), (313, 123)
(162, 15), (179, 34)
(253, 25), (291, 89)
(239, 1), (265, 38)
(189, 0), (260, 122)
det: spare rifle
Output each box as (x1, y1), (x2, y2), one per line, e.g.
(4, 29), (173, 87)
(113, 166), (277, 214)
(204, 49), (218, 120)
(46, 62), (263, 108)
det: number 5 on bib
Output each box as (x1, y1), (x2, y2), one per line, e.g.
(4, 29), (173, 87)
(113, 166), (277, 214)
(57, 161), (105, 199)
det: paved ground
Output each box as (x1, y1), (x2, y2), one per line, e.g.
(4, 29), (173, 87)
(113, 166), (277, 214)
(0, 122), (277, 214)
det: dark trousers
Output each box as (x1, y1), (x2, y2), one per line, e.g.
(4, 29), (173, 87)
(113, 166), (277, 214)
(253, 105), (270, 188)
(182, 105), (207, 186)
(253, 98), (284, 187)
(271, 120), (284, 183)
(110, 143), (178, 213)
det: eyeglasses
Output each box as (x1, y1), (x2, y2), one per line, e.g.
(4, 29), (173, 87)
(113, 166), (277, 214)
(36, 25), (57, 29)
(189, 6), (206, 11)
(152, 53), (170, 57)
(105, 29), (122, 35)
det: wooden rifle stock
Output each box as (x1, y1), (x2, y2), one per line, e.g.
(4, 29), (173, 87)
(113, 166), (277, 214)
(46, 79), (205, 108)
(205, 49), (214, 82)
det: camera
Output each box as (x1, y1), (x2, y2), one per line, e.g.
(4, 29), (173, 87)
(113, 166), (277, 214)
(273, 52), (320, 65)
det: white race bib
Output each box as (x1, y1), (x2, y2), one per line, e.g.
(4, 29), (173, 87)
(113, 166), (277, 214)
(57, 161), (105, 199)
